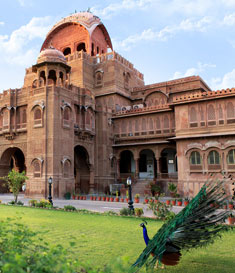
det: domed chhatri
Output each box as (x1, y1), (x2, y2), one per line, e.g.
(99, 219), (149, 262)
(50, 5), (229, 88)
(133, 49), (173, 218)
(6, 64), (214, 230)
(37, 46), (67, 65)
(41, 11), (112, 56)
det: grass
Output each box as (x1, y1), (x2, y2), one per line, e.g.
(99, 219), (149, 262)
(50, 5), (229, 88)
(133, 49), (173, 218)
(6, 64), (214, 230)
(0, 204), (235, 272)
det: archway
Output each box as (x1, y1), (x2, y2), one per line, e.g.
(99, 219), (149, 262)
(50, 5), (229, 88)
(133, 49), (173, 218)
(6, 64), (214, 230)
(77, 43), (86, 52)
(160, 148), (177, 177)
(74, 145), (90, 194)
(139, 149), (156, 179)
(120, 150), (135, 174)
(0, 147), (26, 193)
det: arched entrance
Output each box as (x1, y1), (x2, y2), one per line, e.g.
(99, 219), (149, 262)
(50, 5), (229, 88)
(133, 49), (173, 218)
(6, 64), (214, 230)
(74, 145), (90, 194)
(139, 149), (156, 179)
(160, 148), (177, 178)
(119, 150), (135, 175)
(0, 147), (26, 193)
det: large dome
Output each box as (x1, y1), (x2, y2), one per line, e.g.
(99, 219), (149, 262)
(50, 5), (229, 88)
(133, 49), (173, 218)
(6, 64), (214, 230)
(37, 47), (67, 64)
(40, 11), (112, 56)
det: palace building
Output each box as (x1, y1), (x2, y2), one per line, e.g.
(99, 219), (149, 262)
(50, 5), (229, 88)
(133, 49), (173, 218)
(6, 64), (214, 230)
(0, 11), (234, 198)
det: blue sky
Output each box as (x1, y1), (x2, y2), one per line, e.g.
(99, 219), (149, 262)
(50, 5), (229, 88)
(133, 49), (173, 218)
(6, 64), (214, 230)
(0, 0), (235, 91)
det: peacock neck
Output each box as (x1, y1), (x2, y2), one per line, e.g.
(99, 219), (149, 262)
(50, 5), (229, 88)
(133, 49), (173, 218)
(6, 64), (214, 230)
(143, 226), (149, 246)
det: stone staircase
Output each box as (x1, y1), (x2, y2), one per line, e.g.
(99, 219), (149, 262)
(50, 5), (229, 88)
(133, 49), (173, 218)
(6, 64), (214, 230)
(132, 179), (153, 196)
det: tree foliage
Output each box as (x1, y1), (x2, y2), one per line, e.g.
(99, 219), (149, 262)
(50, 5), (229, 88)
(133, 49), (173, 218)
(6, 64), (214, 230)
(2, 169), (28, 203)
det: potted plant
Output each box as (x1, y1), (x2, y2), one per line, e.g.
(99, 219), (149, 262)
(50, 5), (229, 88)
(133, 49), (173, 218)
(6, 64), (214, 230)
(106, 196), (110, 202)
(125, 190), (129, 203)
(90, 196), (93, 201)
(134, 194), (140, 203)
(228, 213), (235, 225)
(83, 195), (86, 200)
(166, 199), (171, 206)
(115, 191), (119, 202)
(76, 194), (79, 200)
(134, 208), (144, 217)
(93, 195), (97, 201)
(72, 191), (76, 200)
(120, 196), (124, 202)
(184, 197), (189, 206)
(144, 195), (149, 204)
(102, 195), (106, 201)
(168, 183), (177, 197)
(223, 203), (227, 210)
(149, 182), (161, 197)
(110, 196), (114, 202)
(171, 199), (176, 206)
(228, 201), (234, 210)
(97, 196), (101, 201)
(177, 198), (182, 206)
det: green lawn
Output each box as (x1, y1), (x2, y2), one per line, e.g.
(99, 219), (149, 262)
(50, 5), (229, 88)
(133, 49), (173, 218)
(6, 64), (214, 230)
(0, 205), (235, 272)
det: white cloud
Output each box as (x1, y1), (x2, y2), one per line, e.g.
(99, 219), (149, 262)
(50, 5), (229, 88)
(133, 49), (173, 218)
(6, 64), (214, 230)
(211, 69), (235, 90)
(17, 0), (33, 7)
(91, 0), (154, 19)
(0, 16), (53, 66)
(0, 22), (4, 26)
(113, 16), (213, 50)
(223, 13), (235, 26)
(172, 62), (216, 79)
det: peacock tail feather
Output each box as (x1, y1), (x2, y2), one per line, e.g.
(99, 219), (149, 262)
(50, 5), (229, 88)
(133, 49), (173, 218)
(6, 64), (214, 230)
(132, 178), (230, 270)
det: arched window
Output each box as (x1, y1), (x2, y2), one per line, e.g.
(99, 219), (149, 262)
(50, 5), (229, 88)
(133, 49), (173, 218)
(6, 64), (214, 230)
(149, 118), (153, 130)
(95, 71), (103, 86)
(128, 120), (132, 134)
(208, 150), (220, 165)
(34, 108), (42, 126)
(190, 151), (201, 165)
(163, 115), (169, 128)
(227, 149), (235, 164)
(156, 117), (161, 130)
(33, 160), (41, 177)
(121, 120), (126, 134)
(63, 107), (70, 127)
(208, 104), (216, 126)
(64, 160), (70, 178)
(142, 118), (146, 131)
(3, 110), (9, 127)
(77, 43), (86, 52)
(227, 102), (234, 118)
(63, 47), (71, 56)
(48, 70), (57, 85)
(190, 107), (197, 122)
(135, 120), (139, 132)
(22, 109), (27, 124)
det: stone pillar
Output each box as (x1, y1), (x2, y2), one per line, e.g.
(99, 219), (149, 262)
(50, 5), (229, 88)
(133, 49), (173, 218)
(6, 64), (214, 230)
(37, 70), (40, 88)
(156, 157), (160, 178)
(135, 157), (139, 179)
(89, 165), (95, 194)
(117, 159), (121, 179)
(56, 69), (60, 86)
(45, 67), (49, 86)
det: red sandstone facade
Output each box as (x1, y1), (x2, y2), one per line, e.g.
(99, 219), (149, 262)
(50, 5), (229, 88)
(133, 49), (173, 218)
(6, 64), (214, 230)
(0, 12), (234, 198)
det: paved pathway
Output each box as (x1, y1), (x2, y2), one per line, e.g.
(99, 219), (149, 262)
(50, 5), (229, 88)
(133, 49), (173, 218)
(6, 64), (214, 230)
(0, 193), (183, 218)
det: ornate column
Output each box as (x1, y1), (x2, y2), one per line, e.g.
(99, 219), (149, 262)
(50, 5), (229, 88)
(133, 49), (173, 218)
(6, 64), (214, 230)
(134, 157), (139, 179)
(156, 157), (160, 178)
(89, 165), (95, 194)
(117, 158), (121, 179)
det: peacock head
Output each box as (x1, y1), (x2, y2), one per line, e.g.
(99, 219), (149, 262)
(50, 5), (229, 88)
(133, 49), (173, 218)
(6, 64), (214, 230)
(140, 220), (147, 228)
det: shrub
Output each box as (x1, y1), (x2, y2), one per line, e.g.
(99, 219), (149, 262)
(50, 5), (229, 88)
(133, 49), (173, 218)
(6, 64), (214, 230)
(29, 199), (38, 207)
(0, 218), (81, 272)
(134, 208), (144, 217)
(64, 205), (76, 211)
(8, 200), (15, 205)
(103, 210), (118, 216)
(64, 192), (71, 200)
(148, 195), (173, 220)
(120, 207), (134, 216)
(16, 201), (24, 206)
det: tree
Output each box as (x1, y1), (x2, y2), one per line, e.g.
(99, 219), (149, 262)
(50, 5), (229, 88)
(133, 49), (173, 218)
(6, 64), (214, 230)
(2, 169), (28, 203)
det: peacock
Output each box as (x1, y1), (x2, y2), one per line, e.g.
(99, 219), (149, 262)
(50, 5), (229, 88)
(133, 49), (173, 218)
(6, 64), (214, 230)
(132, 179), (231, 271)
